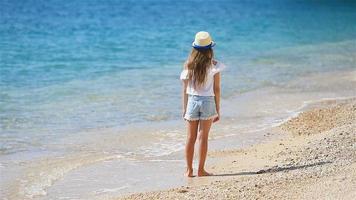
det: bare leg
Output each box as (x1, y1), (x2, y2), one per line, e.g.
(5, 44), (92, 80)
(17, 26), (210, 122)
(185, 120), (199, 177)
(198, 119), (213, 176)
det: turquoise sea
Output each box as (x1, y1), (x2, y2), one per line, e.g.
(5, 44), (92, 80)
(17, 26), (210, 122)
(1, 0), (356, 153)
(1, 0), (356, 199)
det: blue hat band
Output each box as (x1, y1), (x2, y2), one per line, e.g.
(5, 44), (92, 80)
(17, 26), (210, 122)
(192, 42), (215, 50)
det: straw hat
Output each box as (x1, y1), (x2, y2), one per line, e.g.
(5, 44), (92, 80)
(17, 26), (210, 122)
(192, 31), (215, 49)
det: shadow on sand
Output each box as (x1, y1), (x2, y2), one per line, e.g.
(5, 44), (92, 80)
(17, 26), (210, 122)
(211, 161), (332, 177)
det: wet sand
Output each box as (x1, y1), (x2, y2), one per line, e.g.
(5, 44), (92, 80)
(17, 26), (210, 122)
(115, 98), (356, 200)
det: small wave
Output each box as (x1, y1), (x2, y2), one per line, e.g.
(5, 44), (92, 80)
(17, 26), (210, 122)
(93, 185), (130, 195)
(14, 153), (123, 199)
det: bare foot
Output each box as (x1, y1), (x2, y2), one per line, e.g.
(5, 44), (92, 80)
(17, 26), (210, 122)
(184, 169), (194, 177)
(197, 169), (213, 177)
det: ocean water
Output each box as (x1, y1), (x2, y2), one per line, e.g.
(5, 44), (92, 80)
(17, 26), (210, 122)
(1, 0), (356, 154)
(1, 0), (356, 199)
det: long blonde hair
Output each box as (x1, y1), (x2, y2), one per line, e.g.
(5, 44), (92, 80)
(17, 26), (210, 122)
(185, 48), (214, 88)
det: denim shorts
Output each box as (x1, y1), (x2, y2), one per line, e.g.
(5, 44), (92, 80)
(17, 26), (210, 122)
(184, 95), (218, 121)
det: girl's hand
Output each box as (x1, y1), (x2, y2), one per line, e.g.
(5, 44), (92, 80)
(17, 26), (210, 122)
(182, 110), (186, 120)
(213, 113), (220, 123)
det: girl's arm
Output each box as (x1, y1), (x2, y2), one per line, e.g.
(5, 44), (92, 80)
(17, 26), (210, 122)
(182, 79), (188, 118)
(213, 72), (221, 123)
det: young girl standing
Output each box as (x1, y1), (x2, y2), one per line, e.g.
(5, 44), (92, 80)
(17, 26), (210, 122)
(180, 31), (225, 177)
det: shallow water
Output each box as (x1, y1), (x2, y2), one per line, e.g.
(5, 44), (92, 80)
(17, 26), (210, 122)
(1, 0), (356, 199)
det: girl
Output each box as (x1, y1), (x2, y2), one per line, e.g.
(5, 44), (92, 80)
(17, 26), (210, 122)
(180, 31), (225, 177)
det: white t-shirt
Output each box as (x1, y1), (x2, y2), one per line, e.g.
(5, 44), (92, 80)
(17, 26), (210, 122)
(180, 60), (226, 96)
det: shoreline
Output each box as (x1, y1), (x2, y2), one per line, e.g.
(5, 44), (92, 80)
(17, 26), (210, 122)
(1, 69), (355, 200)
(115, 97), (356, 200)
